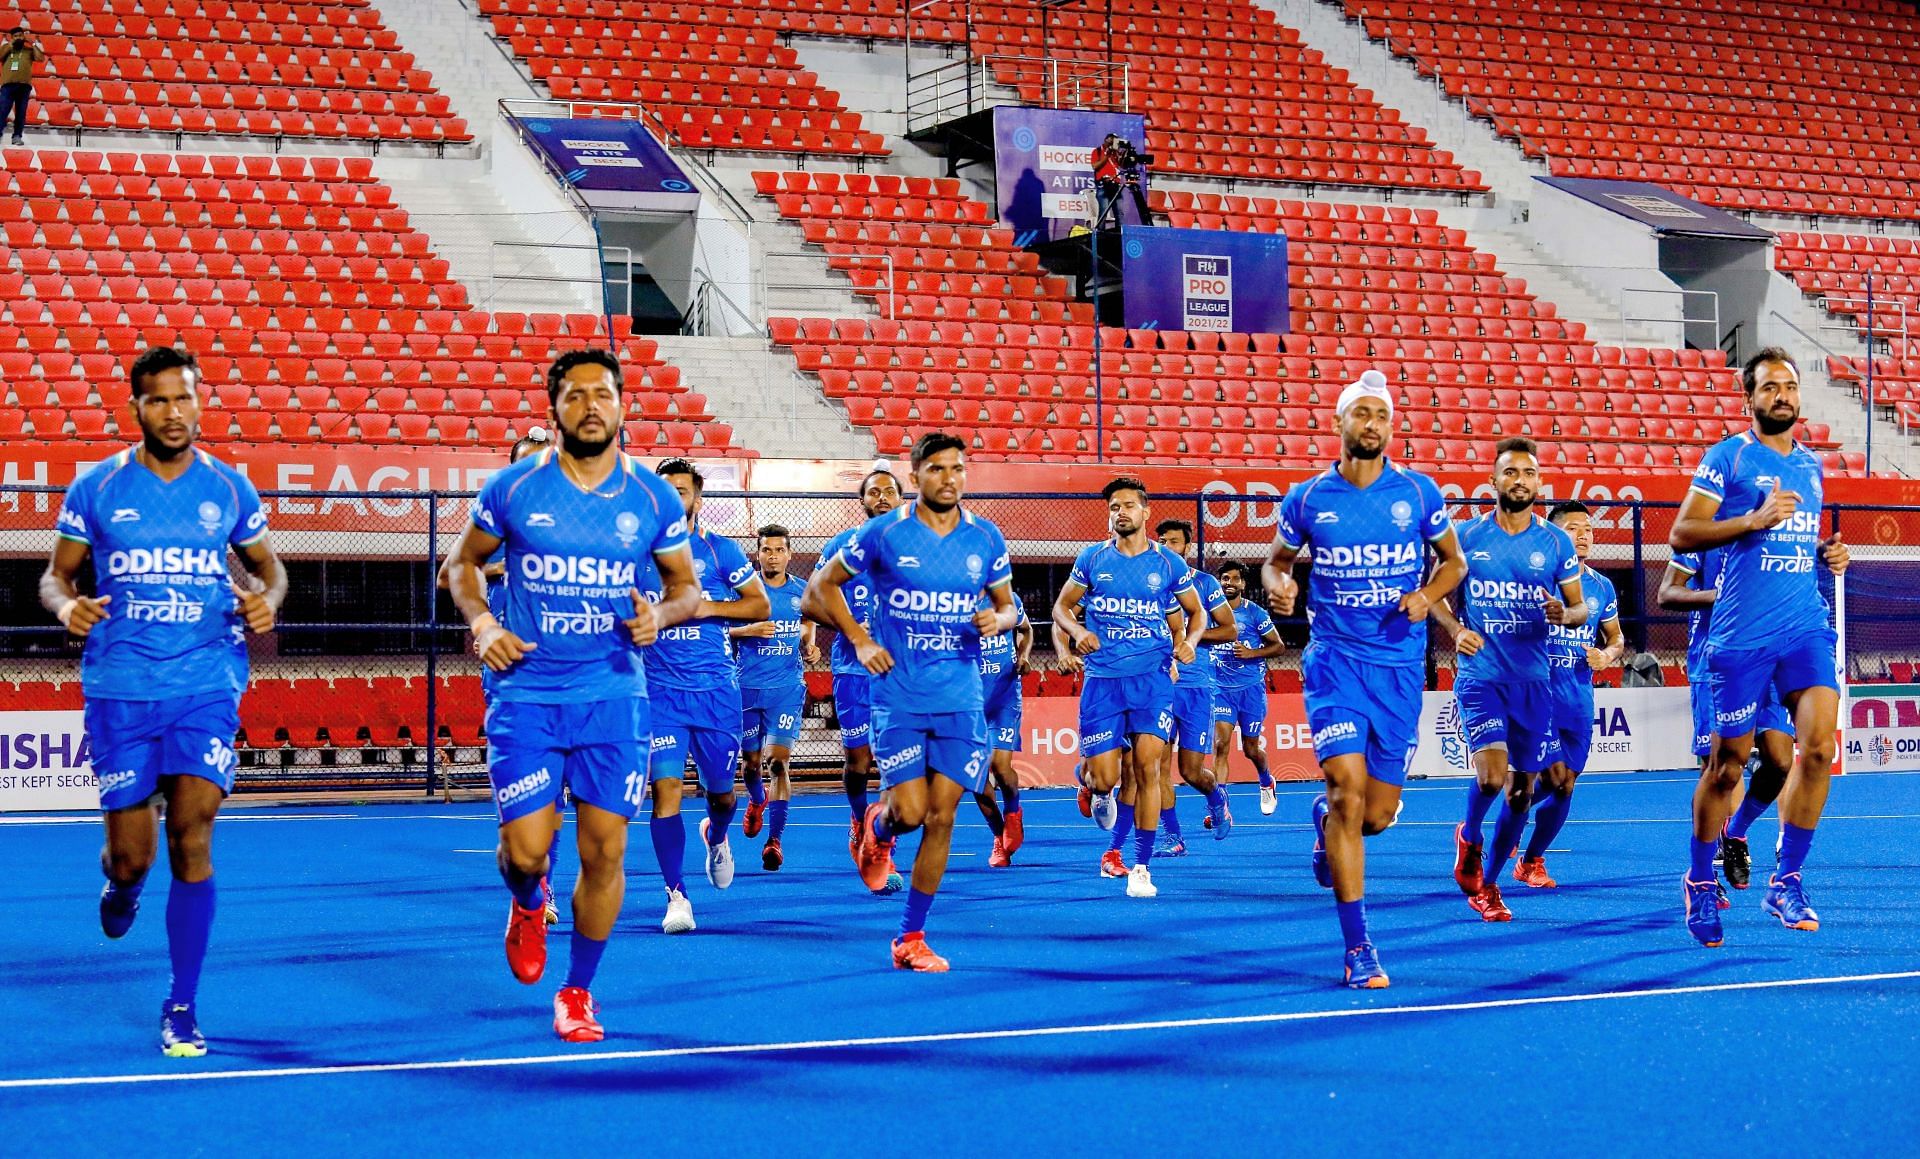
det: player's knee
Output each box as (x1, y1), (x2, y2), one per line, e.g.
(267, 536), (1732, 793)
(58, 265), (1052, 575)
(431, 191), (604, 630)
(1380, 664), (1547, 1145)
(710, 789), (737, 813)
(163, 821), (213, 874)
(1797, 737), (1837, 773)
(575, 829), (626, 874)
(1702, 757), (1745, 794)
(767, 757), (788, 780)
(103, 843), (153, 883)
(1505, 781), (1533, 809)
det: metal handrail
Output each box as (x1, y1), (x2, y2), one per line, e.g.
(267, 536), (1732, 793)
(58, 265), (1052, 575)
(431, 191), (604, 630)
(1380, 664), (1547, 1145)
(1621, 287), (1718, 348)
(489, 242), (631, 314)
(762, 249), (894, 320)
(683, 271), (760, 337)
(907, 52), (1128, 132)
(1821, 294), (1912, 361)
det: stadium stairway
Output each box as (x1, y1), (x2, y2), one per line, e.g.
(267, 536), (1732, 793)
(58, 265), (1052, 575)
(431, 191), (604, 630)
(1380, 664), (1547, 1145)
(365, 0), (547, 148)
(650, 334), (874, 458)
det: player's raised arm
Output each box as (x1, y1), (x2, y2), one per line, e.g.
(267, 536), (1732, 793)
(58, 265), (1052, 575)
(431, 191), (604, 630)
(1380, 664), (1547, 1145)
(1547, 574), (1588, 629)
(1409, 521), (1467, 621)
(644, 543), (702, 636)
(1429, 596), (1482, 656)
(231, 535), (287, 635)
(1170, 583), (1206, 665)
(1051, 576), (1096, 670)
(974, 578), (1017, 638)
(442, 521), (534, 672)
(1657, 556), (1716, 610)
(40, 537), (110, 637)
(1261, 540), (1301, 617)
(802, 550), (892, 675)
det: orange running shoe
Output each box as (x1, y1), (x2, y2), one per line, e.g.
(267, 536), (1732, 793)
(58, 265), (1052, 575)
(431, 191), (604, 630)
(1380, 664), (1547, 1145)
(1468, 882), (1512, 922)
(553, 986), (603, 1042)
(505, 900), (547, 984)
(1453, 824), (1485, 895)
(743, 799), (765, 839)
(1002, 811), (1024, 859)
(855, 803), (898, 893)
(762, 837), (784, 871)
(892, 932), (950, 972)
(1077, 783), (1093, 819)
(847, 816), (861, 863)
(1513, 856), (1557, 889)
(1100, 849), (1128, 878)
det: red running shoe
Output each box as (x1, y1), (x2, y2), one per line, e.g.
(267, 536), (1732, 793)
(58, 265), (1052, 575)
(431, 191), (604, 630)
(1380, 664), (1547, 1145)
(892, 932), (950, 972)
(1513, 857), (1557, 889)
(1468, 882), (1512, 922)
(553, 986), (603, 1042)
(1002, 811), (1024, 859)
(847, 816), (862, 864)
(855, 803), (898, 893)
(762, 837), (783, 872)
(1100, 849), (1128, 878)
(1077, 784), (1093, 819)
(989, 835), (1011, 868)
(505, 900), (547, 984)
(1453, 824), (1485, 895)
(743, 799), (765, 839)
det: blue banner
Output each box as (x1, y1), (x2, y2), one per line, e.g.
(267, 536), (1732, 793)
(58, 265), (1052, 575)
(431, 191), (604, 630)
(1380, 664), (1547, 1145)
(518, 117), (701, 214)
(1534, 178), (1771, 240)
(1120, 226), (1290, 334)
(993, 106), (1148, 246)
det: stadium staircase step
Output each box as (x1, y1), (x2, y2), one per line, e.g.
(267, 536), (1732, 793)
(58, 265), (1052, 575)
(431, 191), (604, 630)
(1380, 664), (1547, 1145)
(366, 0), (546, 155)
(649, 335), (876, 459)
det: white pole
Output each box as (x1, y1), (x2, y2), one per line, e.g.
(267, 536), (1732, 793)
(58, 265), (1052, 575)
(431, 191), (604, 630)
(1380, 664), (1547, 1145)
(1835, 566), (1848, 776)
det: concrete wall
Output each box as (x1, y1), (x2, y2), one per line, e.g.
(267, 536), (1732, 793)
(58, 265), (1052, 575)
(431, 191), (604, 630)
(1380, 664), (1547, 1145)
(1529, 178), (1679, 342)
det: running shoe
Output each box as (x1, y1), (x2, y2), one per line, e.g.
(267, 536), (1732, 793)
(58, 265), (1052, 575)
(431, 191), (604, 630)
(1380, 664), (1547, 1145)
(1125, 864), (1158, 898)
(1076, 784), (1093, 819)
(1453, 824), (1485, 895)
(1343, 943), (1390, 990)
(1468, 882), (1512, 922)
(1001, 811), (1024, 859)
(1720, 832), (1752, 890)
(1310, 794), (1332, 888)
(1100, 849), (1128, 878)
(1154, 831), (1188, 858)
(1260, 783), (1278, 816)
(762, 837), (783, 872)
(505, 900), (547, 983)
(1716, 879), (1730, 911)
(1762, 872), (1820, 932)
(1207, 794), (1233, 840)
(854, 804), (898, 894)
(1090, 788), (1118, 831)
(989, 834), (1012, 868)
(1684, 876), (1724, 947)
(99, 882), (140, 939)
(892, 932), (950, 972)
(700, 817), (734, 889)
(553, 986), (603, 1042)
(743, 798), (765, 839)
(159, 1001), (205, 1058)
(541, 876), (560, 927)
(847, 816), (861, 863)
(1513, 857), (1557, 889)
(661, 886), (696, 934)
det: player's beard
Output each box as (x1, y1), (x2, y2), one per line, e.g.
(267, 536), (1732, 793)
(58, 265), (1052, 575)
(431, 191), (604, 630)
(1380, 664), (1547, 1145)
(559, 424), (616, 459)
(139, 422), (193, 461)
(1754, 406), (1798, 436)
(1343, 437), (1383, 460)
(920, 493), (958, 514)
(1498, 489), (1536, 514)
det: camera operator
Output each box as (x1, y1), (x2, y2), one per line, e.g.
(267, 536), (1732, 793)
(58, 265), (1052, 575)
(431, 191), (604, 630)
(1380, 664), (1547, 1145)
(0, 25), (45, 147)
(1090, 133), (1156, 230)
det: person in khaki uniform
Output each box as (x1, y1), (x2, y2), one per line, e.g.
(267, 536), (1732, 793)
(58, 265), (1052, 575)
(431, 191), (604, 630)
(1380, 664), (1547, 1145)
(1, 26), (46, 146)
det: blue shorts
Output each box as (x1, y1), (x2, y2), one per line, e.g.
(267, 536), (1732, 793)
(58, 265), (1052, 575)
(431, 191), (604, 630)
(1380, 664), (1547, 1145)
(872, 703), (989, 793)
(984, 682), (1022, 753)
(1703, 629), (1836, 741)
(486, 696), (649, 825)
(1079, 671), (1175, 758)
(1169, 679), (1216, 754)
(87, 692), (241, 812)
(832, 672), (873, 751)
(1691, 673), (1797, 758)
(649, 682), (743, 792)
(1454, 676), (1561, 772)
(1551, 684), (1594, 773)
(741, 682), (806, 754)
(1213, 682), (1267, 738)
(1302, 645), (1421, 786)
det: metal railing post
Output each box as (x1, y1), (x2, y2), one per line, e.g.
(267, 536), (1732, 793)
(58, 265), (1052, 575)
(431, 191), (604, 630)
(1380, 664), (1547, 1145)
(424, 491), (439, 797)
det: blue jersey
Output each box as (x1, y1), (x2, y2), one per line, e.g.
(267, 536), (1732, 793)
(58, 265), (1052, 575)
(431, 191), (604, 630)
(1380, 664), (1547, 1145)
(1670, 548), (1720, 679)
(1455, 512), (1581, 684)
(838, 502), (1013, 711)
(1690, 432), (1830, 652)
(977, 591), (1028, 698)
(1275, 460), (1453, 668)
(1172, 568), (1228, 689)
(735, 572), (808, 691)
(1547, 563), (1618, 686)
(822, 520), (883, 677)
(471, 450), (690, 704)
(1213, 597), (1277, 689)
(56, 446), (268, 701)
(639, 525), (757, 690)
(1068, 541), (1193, 679)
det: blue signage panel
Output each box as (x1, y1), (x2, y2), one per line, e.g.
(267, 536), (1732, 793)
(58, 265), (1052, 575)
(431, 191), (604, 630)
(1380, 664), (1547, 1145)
(1534, 177), (1772, 240)
(518, 117), (701, 213)
(993, 106), (1148, 246)
(1120, 226), (1290, 335)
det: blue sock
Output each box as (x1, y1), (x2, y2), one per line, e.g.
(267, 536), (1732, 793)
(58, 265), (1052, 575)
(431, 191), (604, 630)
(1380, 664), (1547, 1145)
(768, 799), (789, 839)
(1001, 782), (1021, 814)
(1256, 765), (1274, 789)
(499, 850), (545, 910)
(1488, 795), (1530, 881)
(1108, 807), (1135, 852)
(1777, 822), (1815, 878)
(746, 773), (767, 805)
(1335, 896), (1369, 951)
(1161, 804), (1182, 839)
(900, 887), (935, 937)
(1206, 785), (1228, 811)
(564, 932), (607, 990)
(1462, 784), (1499, 844)
(1689, 836), (1718, 882)
(1526, 792), (1572, 861)
(1133, 822), (1155, 866)
(708, 798), (737, 845)
(545, 823), (563, 877)
(1726, 794), (1770, 841)
(650, 813), (686, 893)
(870, 808), (899, 843)
(165, 876), (216, 1006)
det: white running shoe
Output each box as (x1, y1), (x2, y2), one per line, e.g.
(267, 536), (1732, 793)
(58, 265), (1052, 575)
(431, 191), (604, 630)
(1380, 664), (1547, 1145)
(1126, 864), (1158, 898)
(700, 818), (735, 889)
(1259, 784), (1277, 815)
(1091, 789), (1119, 831)
(661, 886), (696, 934)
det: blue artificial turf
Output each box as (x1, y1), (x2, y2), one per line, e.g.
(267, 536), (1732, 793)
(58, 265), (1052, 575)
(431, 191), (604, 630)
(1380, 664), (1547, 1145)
(4, 771), (1918, 1155)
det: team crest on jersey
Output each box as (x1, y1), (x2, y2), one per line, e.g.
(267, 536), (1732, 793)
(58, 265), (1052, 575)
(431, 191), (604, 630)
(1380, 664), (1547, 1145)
(1146, 572), (1164, 591)
(965, 554), (983, 582)
(614, 510), (641, 547)
(692, 556), (709, 580)
(1529, 551), (1546, 570)
(1390, 500), (1413, 530)
(196, 501), (222, 534)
